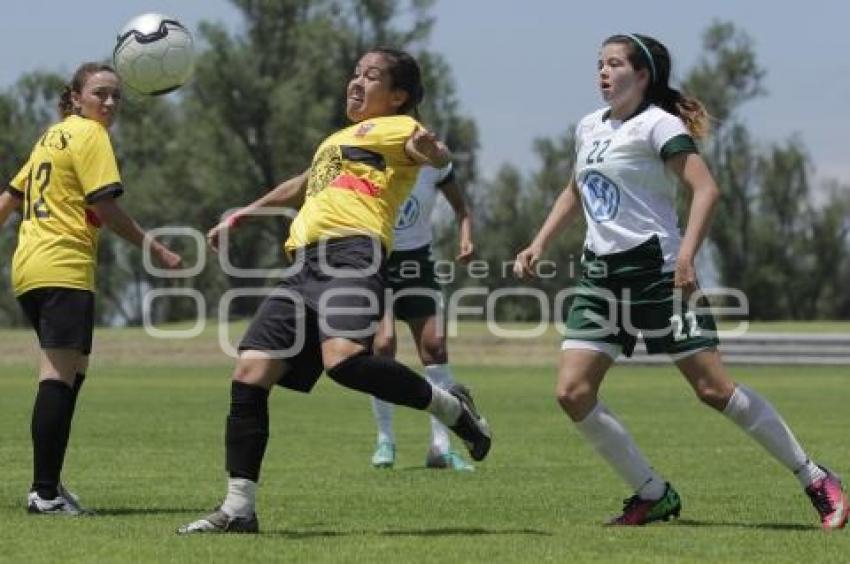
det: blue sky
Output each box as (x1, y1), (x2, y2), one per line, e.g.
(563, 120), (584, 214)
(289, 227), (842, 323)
(1, 0), (847, 185)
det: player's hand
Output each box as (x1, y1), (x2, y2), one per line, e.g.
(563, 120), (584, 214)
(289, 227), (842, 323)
(206, 220), (228, 254)
(410, 127), (448, 166)
(674, 255), (698, 297)
(456, 238), (474, 264)
(513, 244), (542, 279)
(206, 210), (244, 254)
(155, 245), (183, 269)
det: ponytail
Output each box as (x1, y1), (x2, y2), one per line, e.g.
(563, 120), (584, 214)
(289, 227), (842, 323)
(58, 85), (75, 118)
(654, 85), (710, 140)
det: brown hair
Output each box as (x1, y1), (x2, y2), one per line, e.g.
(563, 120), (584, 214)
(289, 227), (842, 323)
(604, 34), (710, 139)
(58, 62), (118, 118)
(365, 47), (424, 116)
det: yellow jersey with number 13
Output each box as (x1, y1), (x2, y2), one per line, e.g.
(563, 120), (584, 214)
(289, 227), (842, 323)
(8, 115), (123, 296)
(285, 114), (422, 253)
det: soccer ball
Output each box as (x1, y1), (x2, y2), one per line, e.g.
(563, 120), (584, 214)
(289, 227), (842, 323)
(113, 13), (194, 95)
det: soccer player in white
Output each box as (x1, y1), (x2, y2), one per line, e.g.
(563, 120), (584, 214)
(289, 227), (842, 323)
(514, 33), (847, 528)
(370, 162), (476, 470)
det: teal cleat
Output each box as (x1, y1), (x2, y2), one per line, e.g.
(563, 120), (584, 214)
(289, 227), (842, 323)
(371, 441), (395, 469)
(425, 448), (475, 472)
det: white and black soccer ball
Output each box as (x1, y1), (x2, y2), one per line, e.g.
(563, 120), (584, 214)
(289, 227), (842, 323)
(113, 13), (194, 95)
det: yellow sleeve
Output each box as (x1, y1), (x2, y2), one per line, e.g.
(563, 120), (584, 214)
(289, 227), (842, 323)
(72, 124), (124, 203)
(375, 115), (420, 168)
(7, 160), (31, 198)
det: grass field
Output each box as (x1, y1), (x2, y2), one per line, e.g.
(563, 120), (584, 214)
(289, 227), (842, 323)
(1, 326), (848, 562)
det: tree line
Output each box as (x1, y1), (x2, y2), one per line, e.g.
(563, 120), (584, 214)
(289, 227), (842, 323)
(0, 1), (846, 325)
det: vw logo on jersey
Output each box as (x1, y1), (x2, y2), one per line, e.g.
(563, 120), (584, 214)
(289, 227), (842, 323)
(579, 170), (620, 222)
(395, 196), (421, 230)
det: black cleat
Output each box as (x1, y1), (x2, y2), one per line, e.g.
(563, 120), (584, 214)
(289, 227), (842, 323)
(447, 384), (491, 462)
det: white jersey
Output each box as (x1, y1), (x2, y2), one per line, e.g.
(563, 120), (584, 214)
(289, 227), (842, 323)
(392, 163), (453, 251)
(574, 104), (696, 271)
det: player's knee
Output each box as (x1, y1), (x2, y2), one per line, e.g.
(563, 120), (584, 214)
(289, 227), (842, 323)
(232, 363), (258, 384)
(418, 338), (446, 365)
(232, 357), (275, 387)
(373, 337), (396, 358)
(693, 382), (733, 411)
(555, 380), (595, 416)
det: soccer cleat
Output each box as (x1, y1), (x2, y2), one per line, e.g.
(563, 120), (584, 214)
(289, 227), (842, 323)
(27, 488), (88, 516)
(57, 483), (91, 515)
(805, 465), (849, 530)
(447, 384), (491, 462)
(607, 482), (682, 526)
(425, 448), (475, 472)
(176, 508), (259, 534)
(371, 441), (396, 469)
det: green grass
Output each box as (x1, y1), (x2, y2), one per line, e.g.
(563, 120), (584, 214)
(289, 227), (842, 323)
(1, 355), (848, 562)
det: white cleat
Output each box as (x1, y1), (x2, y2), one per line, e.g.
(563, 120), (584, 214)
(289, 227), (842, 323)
(177, 509), (259, 534)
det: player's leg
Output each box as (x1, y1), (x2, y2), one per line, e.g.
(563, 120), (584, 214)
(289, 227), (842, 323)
(408, 314), (472, 471)
(179, 289), (313, 535)
(676, 349), (848, 529)
(19, 288), (94, 516)
(323, 336), (491, 462)
(28, 348), (86, 515)
(370, 312), (397, 468)
(177, 352), (285, 535)
(319, 241), (490, 462)
(558, 344), (680, 525)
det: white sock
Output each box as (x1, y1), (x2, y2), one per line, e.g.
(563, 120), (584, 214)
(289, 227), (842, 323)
(575, 402), (667, 500)
(371, 396), (395, 444)
(426, 384), (462, 427)
(220, 477), (257, 518)
(425, 364), (455, 454)
(722, 384), (825, 487)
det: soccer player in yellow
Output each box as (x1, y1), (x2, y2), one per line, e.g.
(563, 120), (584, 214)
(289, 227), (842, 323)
(179, 47), (491, 534)
(0, 62), (182, 515)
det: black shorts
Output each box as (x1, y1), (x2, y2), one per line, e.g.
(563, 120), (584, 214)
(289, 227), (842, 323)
(239, 236), (387, 393)
(17, 287), (95, 355)
(386, 245), (442, 322)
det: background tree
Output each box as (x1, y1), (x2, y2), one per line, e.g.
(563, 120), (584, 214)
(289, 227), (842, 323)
(682, 21), (849, 319)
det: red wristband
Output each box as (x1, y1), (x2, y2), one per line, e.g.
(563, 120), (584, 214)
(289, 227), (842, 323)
(225, 211), (245, 229)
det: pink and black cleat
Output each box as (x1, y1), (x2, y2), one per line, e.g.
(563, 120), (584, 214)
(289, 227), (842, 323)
(805, 465), (849, 530)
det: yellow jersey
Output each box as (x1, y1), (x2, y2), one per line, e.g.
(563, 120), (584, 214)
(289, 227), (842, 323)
(8, 115), (123, 296)
(285, 114), (422, 253)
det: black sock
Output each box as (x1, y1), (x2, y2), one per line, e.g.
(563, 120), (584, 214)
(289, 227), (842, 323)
(31, 379), (75, 499)
(57, 373), (86, 470)
(225, 381), (270, 482)
(72, 373), (86, 401)
(326, 353), (433, 410)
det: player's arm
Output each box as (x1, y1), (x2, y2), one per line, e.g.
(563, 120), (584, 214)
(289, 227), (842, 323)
(405, 128), (451, 168)
(513, 176), (583, 279)
(0, 187), (23, 228)
(243, 170), (309, 212)
(667, 152), (720, 294)
(206, 170), (308, 253)
(91, 197), (182, 268)
(437, 172), (474, 263)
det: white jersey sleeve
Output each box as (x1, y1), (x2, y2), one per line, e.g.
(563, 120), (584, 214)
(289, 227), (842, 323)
(648, 113), (690, 156)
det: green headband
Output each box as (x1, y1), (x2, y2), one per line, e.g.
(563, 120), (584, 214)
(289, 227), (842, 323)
(626, 34), (657, 84)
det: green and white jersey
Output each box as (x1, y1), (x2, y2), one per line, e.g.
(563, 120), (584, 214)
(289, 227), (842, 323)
(393, 163), (453, 251)
(574, 104), (697, 272)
